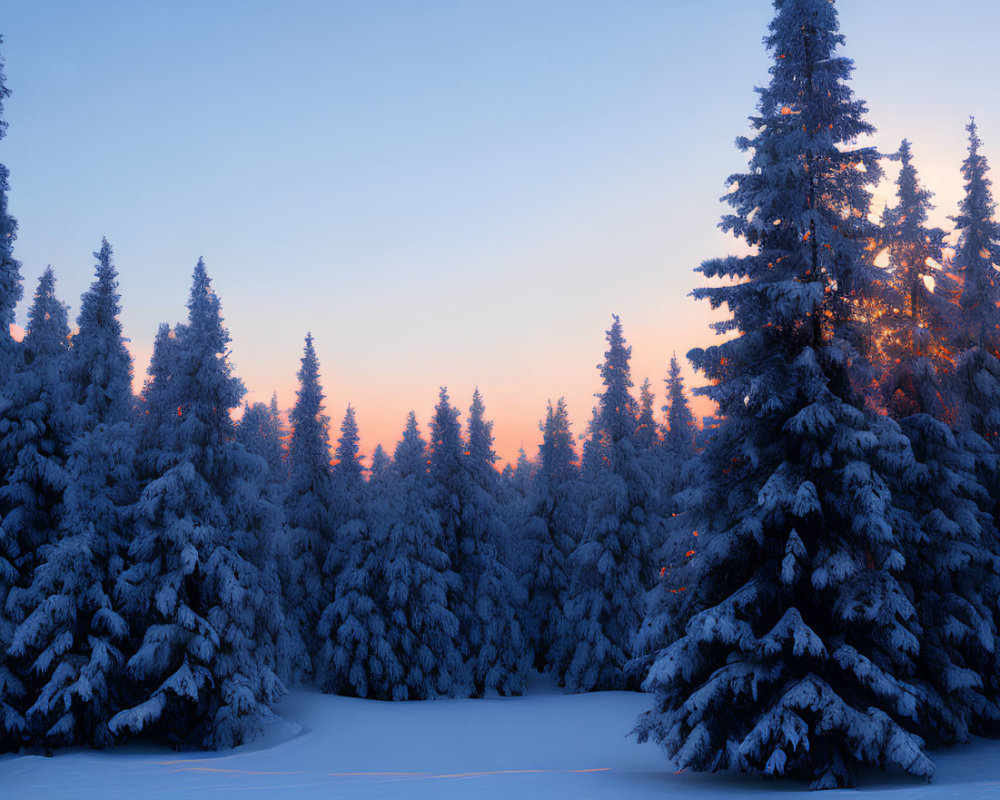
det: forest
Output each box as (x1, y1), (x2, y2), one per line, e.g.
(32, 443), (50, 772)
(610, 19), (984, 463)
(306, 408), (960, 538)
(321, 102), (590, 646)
(4, 0), (1000, 792)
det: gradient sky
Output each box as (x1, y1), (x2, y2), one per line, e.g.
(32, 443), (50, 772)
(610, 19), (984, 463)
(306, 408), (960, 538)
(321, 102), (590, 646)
(3, 0), (1000, 465)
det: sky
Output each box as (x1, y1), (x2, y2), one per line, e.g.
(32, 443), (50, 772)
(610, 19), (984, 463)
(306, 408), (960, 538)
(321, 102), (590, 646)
(3, 0), (1000, 465)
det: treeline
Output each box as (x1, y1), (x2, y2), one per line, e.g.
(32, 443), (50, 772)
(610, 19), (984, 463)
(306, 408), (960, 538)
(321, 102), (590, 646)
(0, 239), (698, 750)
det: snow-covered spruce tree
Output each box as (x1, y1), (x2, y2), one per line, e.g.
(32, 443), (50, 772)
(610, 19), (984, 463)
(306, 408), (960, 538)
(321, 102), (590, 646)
(630, 358), (701, 690)
(579, 405), (602, 479)
(462, 388), (529, 697)
(427, 389), (473, 681)
(511, 447), (536, 495)
(664, 355), (696, 466)
(269, 393), (286, 442)
(395, 411), (428, 480)
(316, 407), (473, 700)
(636, 377), (666, 516)
(9, 240), (136, 749)
(945, 120), (1000, 735)
(315, 405), (380, 695)
(315, 445), (402, 699)
(282, 333), (335, 677)
(636, 1), (933, 788)
(951, 119), (1000, 445)
(0, 269), (70, 750)
(876, 141), (955, 418)
(871, 145), (1000, 743)
(111, 259), (283, 749)
(657, 354), (698, 526)
(564, 316), (657, 692)
(499, 447), (534, 587)
(635, 378), (659, 453)
(369, 444), (390, 481)
(228, 399), (298, 686)
(331, 404), (364, 530)
(465, 389), (508, 565)
(0, 37), (25, 748)
(63, 239), (134, 424)
(387, 412), (464, 698)
(323, 405), (365, 578)
(520, 398), (582, 677)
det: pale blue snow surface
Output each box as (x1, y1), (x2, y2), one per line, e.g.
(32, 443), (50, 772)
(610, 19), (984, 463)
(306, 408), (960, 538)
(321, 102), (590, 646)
(3, 672), (1000, 799)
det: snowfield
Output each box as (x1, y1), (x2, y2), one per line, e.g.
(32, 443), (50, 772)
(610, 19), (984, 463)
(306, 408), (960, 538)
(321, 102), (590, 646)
(4, 673), (1000, 799)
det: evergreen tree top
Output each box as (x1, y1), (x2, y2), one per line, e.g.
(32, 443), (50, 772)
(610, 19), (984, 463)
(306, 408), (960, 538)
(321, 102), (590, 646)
(885, 141), (937, 232)
(333, 404), (363, 485)
(69, 237), (133, 424)
(292, 333), (326, 423)
(394, 410), (428, 479)
(636, 377), (658, 450)
(514, 446), (531, 472)
(876, 140), (953, 418)
(24, 266), (70, 363)
(956, 119), (997, 227)
(692, 0), (882, 408)
(185, 257), (231, 353)
(139, 260), (243, 460)
(369, 443), (390, 482)
(467, 387), (497, 466)
(79, 238), (122, 323)
(880, 140), (947, 298)
(429, 387), (463, 482)
(180, 258), (243, 413)
(236, 398), (286, 485)
(953, 118), (1000, 350)
(288, 332), (332, 472)
(140, 322), (175, 417)
(664, 355), (688, 409)
(664, 354), (696, 457)
(597, 315), (635, 445)
(539, 397), (576, 484)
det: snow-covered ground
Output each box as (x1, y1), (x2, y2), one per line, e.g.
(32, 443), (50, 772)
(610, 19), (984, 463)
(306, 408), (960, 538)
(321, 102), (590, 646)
(4, 673), (1000, 799)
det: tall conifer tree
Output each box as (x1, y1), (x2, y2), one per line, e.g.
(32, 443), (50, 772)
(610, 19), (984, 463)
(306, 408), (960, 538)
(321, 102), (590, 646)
(521, 398), (581, 676)
(388, 411), (464, 698)
(283, 334), (335, 676)
(11, 241), (136, 748)
(637, 1), (933, 787)
(324, 404), (365, 579)
(564, 317), (655, 692)
(635, 378), (659, 452)
(0, 269), (70, 750)
(426, 388), (477, 695)
(463, 389), (529, 696)
(952, 119), (1000, 445)
(112, 260), (283, 748)
(872, 144), (1000, 743)
(876, 141), (954, 418)
(663, 355), (696, 463)
(316, 457), (401, 699)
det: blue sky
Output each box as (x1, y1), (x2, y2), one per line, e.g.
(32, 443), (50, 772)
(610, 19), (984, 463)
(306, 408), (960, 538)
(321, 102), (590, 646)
(3, 1), (999, 462)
